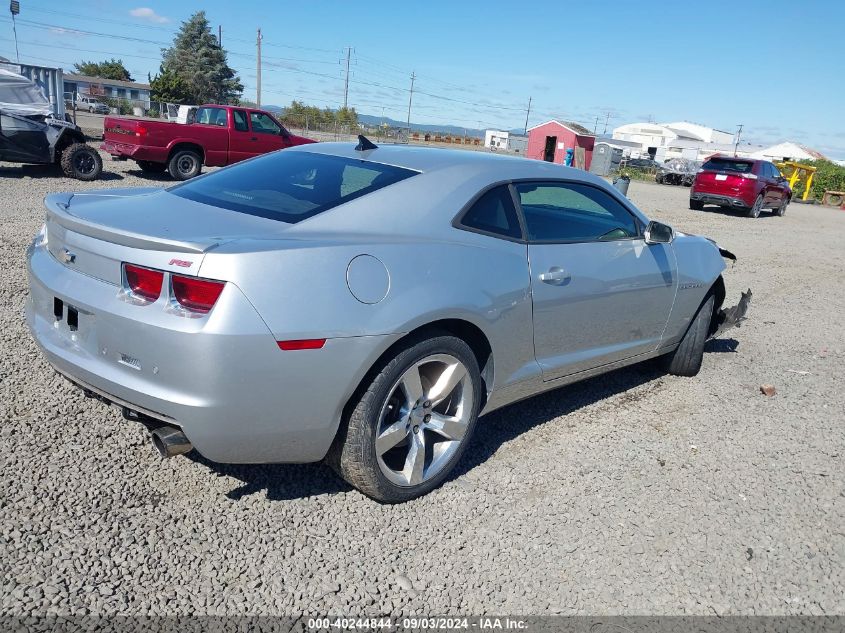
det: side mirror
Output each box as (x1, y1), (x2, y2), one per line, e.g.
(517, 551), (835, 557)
(645, 220), (674, 244)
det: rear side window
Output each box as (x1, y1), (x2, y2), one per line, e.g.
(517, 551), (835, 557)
(702, 157), (753, 173)
(459, 186), (522, 239)
(169, 151), (417, 224)
(196, 107), (227, 127)
(232, 110), (248, 132)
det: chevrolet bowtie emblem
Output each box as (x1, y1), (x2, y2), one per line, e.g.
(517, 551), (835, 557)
(62, 248), (76, 264)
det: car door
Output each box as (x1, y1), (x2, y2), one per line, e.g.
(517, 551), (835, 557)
(768, 162), (786, 205)
(247, 111), (289, 157)
(227, 109), (256, 164)
(515, 181), (677, 380)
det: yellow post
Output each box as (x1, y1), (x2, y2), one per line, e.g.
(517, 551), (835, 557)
(803, 171), (813, 201)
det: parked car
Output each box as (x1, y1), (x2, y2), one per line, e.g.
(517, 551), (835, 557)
(73, 96), (110, 115)
(1, 69), (102, 180)
(690, 155), (791, 218)
(26, 139), (749, 502)
(101, 104), (315, 180)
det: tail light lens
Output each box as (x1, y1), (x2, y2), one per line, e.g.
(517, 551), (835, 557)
(124, 264), (163, 302)
(171, 275), (225, 313)
(135, 125), (148, 137)
(277, 339), (327, 351)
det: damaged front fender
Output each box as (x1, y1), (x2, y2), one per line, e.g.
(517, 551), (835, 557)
(711, 289), (752, 339)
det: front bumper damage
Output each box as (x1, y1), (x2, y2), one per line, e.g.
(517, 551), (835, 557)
(708, 241), (751, 338)
(712, 288), (752, 338)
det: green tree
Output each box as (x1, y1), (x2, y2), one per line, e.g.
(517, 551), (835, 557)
(160, 11), (242, 104)
(148, 65), (192, 104)
(73, 59), (133, 81)
(794, 159), (845, 200)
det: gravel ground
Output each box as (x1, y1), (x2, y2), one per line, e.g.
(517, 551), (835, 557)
(1, 154), (843, 618)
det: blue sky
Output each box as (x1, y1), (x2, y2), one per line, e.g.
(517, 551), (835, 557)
(2, 0), (843, 158)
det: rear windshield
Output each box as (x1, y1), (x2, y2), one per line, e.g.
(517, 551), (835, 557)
(702, 158), (754, 173)
(170, 151), (417, 223)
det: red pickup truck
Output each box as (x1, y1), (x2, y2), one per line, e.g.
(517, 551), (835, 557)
(101, 105), (315, 180)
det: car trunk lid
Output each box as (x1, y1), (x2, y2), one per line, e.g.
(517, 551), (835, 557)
(44, 188), (292, 284)
(695, 157), (757, 193)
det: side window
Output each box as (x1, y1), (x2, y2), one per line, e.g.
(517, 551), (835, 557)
(515, 182), (639, 243)
(250, 112), (281, 135)
(232, 110), (249, 132)
(459, 186), (522, 240)
(196, 107), (226, 127)
(769, 163), (781, 179)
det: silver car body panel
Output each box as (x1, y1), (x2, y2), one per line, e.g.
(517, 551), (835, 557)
(26, 143), (727, 463)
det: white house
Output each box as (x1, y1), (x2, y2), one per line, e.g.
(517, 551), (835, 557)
(612, 121), (736, 160)
(484, 129), (528, 153)
(750, 141), (827, 162)
(63, 73), (152, 109)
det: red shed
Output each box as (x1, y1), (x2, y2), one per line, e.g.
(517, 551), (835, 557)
(527, 120), (596, 170)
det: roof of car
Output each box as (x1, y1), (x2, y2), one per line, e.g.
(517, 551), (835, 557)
(288, 141), (604, 183)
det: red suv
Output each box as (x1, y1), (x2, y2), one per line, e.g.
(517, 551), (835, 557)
(690, 155), (791, 218)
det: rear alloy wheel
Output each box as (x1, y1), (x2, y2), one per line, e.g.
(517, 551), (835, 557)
(747, 194), (764, 218)
(167, 149), (202, 180)
(330, 334), (482, 503)
(689, 199), (704, 211)
(136, 160), (167, 174)
(774, 196), (789, 216)
(60, 143), (103, 181)
(662, 294), (714, 377)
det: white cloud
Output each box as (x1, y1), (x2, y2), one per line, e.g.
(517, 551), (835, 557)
(129, 7), (169, 24)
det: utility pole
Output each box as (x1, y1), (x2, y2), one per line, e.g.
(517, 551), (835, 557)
(342, 46), (352, 110)
(406, 71), (416, 131)
(593, 115), (599, 135)
(10, 0), (21, 63)
(734, 124), (743, 156)
(256, 28), (262, 107)
(523, 96), (532, 135)
(602, 111), (610, 135)
(218, 25), (222, 46)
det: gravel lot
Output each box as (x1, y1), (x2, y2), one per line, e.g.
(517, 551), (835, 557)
(1, 152), (843, 617)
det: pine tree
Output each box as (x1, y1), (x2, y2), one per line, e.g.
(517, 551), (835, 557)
(160, 11), (242, 104)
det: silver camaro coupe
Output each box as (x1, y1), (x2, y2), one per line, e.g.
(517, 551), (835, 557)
(26, 138), (749, 502)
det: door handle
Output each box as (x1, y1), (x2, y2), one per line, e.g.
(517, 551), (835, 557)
(539, 266), (570, 285)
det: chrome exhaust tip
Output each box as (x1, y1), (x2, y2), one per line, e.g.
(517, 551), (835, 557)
(150, 427), (193, 458)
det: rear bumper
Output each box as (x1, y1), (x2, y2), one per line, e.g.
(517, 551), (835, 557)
(690, 191), (753, 209)
(100, 141), (166, 163)
(26, 241), (399, 463)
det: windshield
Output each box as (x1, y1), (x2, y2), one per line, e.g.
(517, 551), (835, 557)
(702, 158), (754, 173)
(169, 151), (418, 223)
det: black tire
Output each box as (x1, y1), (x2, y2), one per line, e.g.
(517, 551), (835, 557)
(774, 196), (789, 216)
(88, 106), (94, 113)
(661, 295), (714, 377)
(60, 143), (103, 181)
(747, 194), (763, 218)
(689, 199), (704, 211)
(167, 149), (202, 180)
(329, 333), (482, 503)
(136, 160), (167, 174)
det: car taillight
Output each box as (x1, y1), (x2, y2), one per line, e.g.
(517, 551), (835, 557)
(124, 264), (163, 302)
(171, 275), (225, 313)
(135, 125), (148, 137)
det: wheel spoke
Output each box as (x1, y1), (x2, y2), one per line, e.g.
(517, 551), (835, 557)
(402, 433), (426, 485)
(376, 418), (409, 455)
(400, 365), (424, 406)
(425, 411), (468, 441)
(427, 361), (467, 405)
